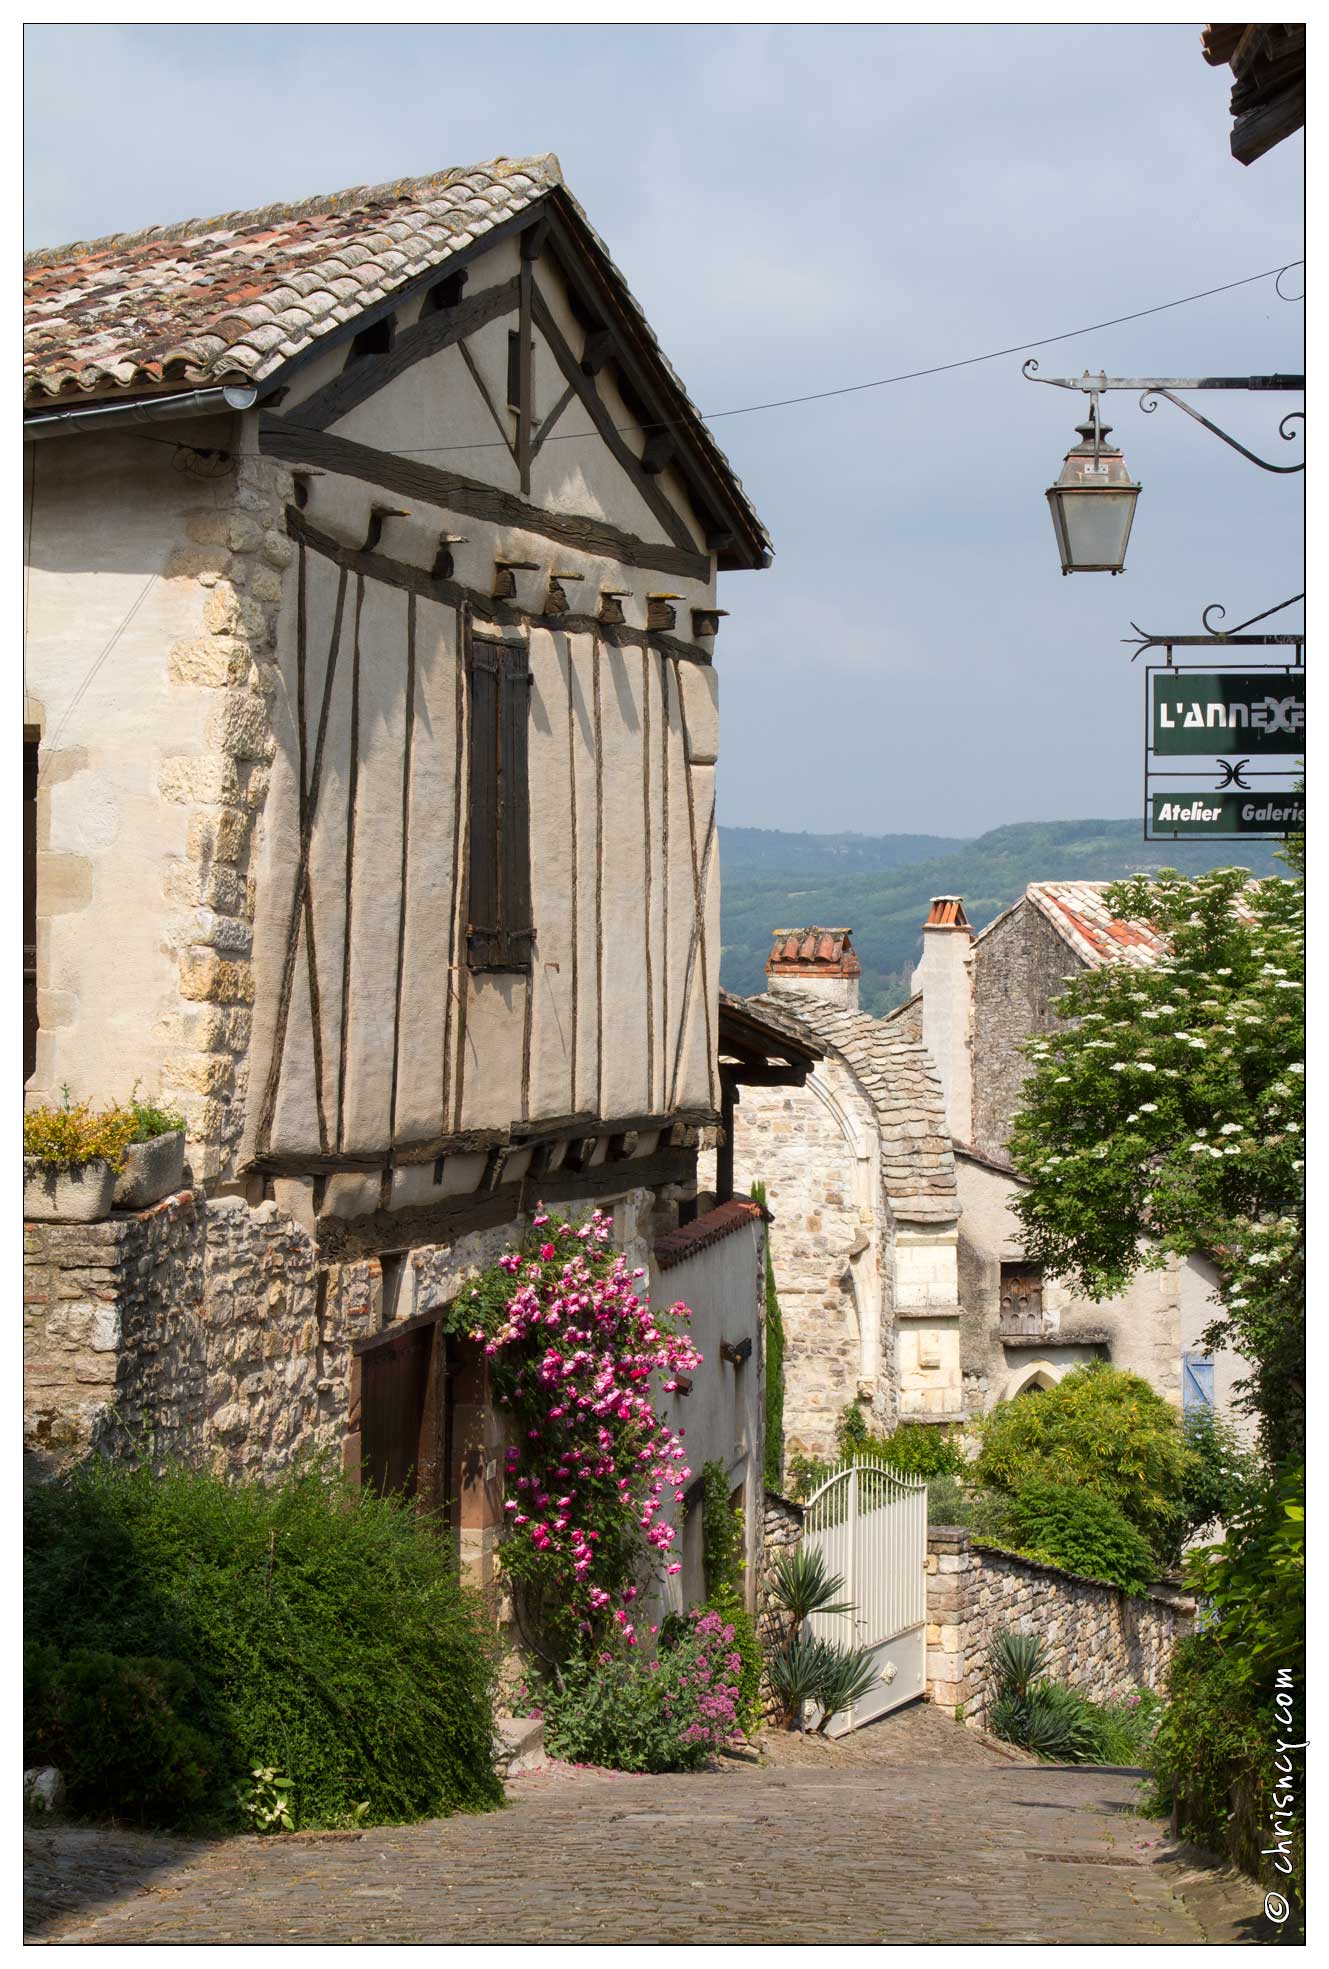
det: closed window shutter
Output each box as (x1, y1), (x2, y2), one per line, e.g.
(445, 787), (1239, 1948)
(1182, 1353), (1215, 1413)
(499, 646), (532, 963)
(467, 639), (501, 969)
(466, 636), (532, 971)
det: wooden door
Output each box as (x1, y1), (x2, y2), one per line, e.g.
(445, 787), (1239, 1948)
(357, 1309), (449, 1516)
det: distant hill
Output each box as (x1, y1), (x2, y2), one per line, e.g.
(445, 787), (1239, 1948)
(719, 818), (1286, 1015)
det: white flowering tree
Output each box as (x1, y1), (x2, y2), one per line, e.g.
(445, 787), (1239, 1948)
(1009, 864), (1304, 1463)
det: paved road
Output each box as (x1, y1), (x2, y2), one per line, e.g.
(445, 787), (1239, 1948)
(25, 1703), (1264, 1946)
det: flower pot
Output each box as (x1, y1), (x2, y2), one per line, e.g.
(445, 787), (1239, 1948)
(113, 1130), (186, 1211)
(23, 1156), (117, 1223)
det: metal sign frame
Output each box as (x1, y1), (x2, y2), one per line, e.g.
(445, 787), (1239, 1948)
(1128, 595), (1304, 842)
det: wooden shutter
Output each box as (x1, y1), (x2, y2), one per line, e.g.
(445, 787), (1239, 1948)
(1182, 1353), (1215, 1414)
(467, 637), (533, 971)
(499, 647), (532, 962)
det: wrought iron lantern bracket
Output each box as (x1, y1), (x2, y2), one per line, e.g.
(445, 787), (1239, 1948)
(1024, 363), (1304, 474)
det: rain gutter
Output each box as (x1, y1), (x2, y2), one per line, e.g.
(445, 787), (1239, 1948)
(23, 381), (258, 439)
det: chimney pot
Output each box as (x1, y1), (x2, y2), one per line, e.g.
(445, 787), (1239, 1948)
(766, 927), (861, 1010)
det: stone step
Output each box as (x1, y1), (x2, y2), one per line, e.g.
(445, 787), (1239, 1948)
(493, 1714), (546, 1779)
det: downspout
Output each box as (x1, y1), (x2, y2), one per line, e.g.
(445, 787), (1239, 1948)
(24, 381), (258, 440)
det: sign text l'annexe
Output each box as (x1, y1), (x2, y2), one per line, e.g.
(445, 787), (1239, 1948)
(1150, 670), (1305, 757)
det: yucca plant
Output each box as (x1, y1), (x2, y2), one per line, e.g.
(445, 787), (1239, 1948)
(766, 1546), (853, 1642)
(810, 1643), (881, 1735)
(766, 1633), (829, 1731)
(990, 1627), (1047, 1703)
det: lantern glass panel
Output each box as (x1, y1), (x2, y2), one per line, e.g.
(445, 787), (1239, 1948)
(1047, 484), (1138, 574)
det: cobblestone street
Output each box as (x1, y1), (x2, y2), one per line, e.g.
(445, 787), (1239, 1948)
(25, 1704), (1265, 1946)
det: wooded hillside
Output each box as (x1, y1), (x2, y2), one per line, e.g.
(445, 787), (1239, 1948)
(719, 819), (1285, 1014)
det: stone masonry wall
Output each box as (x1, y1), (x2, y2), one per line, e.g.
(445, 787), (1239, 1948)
(971, 902), (1082, 1159)
(156, 447), (296, 1186)
(24, 1189), (208, 1474)
(719, 1063), (890, 1459)
(24, 1187), (664, 1489)
(925, 1526), (1194, 1726)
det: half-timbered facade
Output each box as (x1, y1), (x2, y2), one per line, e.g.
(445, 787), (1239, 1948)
(22, 156), (772, 1525)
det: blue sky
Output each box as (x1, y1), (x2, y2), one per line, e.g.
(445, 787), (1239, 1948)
(24, 22), (1303, 837)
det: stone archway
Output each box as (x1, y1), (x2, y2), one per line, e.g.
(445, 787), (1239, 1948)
(1007, 1361), (1062, 1399)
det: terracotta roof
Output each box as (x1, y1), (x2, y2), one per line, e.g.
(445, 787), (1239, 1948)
(739, 990), (958, 1225)
(767, 928), (861, 978)
(22, 154), (771, 566)
(923, 897), (972, 931)
(1025, 882), (1168, 970)
(25, 157), (558, 402)
(654, 1196), (768, 1272)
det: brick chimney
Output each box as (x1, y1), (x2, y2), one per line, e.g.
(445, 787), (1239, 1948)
(766, 928), (860, 1011)
(910, 897), (974, 1141)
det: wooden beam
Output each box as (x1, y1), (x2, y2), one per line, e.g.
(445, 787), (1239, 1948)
(457, 339), (518, 461)
(529, 285), (701, 558)
(530, 382), (577, 459)
(312, 1144), (698, 1263)
(581, 327), (614, 376)
(289, 277), (521, 431)
(721, 1063), (811, 1088)
(285, 504), (718, 666)
(517, 258), (535, 494)
(543, 199), (767, 569)
(261, 416), (711, 582)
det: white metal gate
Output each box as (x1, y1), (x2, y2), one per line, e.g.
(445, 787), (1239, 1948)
(803, 1461), (928, 1736)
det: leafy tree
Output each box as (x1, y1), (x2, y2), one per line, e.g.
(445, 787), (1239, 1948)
(1008, 865), (1303, 1461)
(972, 1362), (1191, 1560)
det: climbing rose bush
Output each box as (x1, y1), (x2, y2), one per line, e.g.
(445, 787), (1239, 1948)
(463, 1209), (701, 1656)
(535, 1608), (743, 1772)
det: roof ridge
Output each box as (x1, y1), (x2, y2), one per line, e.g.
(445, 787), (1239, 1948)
(24, 153), (564, 269)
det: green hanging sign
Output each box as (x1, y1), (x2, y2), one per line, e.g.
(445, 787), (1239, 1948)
(1151, 670), (1305, 756)
(1150, 791), (1305, 836)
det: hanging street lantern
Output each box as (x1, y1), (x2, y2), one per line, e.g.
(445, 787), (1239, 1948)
(1044, 398), (1141, 575)
(1024, 360), (1303, 577)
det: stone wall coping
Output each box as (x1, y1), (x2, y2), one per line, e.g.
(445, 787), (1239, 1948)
(968, 1536), (1196, 1612)
(927, 1525), (971, 1553)
(24, 1184), (203, 1234)
(764, 1488), (805, 1522)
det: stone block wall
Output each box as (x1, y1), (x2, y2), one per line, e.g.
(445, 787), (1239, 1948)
(24, 1189), (208, 1473)
(970, 902), (1081, 1161)
(925, 1526), (1194, 1727)
(756, 1489), (804, 1658)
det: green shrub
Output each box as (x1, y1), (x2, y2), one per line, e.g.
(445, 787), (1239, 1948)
(923, 1474), (1013, 1538)
(23, 1093), (136, 1172)
(838, 1405), (967, 1479)
(1147, 1638), (1273, 1873)
(539, 1608), (741, 1772)
(25, 1644), (215, 1820)
(986, 1628), (1161, 1767)
(999, 1480), (1156, 1594)
(973, 1362), (1193, 1559)
(700, 1460), (745, 1598)
(121, 1082), (186, 1143)
(24, 1460), (501, 1831)
(750, 1181), (785, 1491)
(705, 1584), (763, 1736)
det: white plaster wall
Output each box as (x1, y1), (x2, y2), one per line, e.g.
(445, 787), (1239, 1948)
(652, 1216), (766, 1612)
(24, 426), (217, 1109)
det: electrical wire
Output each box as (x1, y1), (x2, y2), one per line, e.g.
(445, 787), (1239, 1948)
(45, 256), (1303, 462)
(298, 257), (1306, 457)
